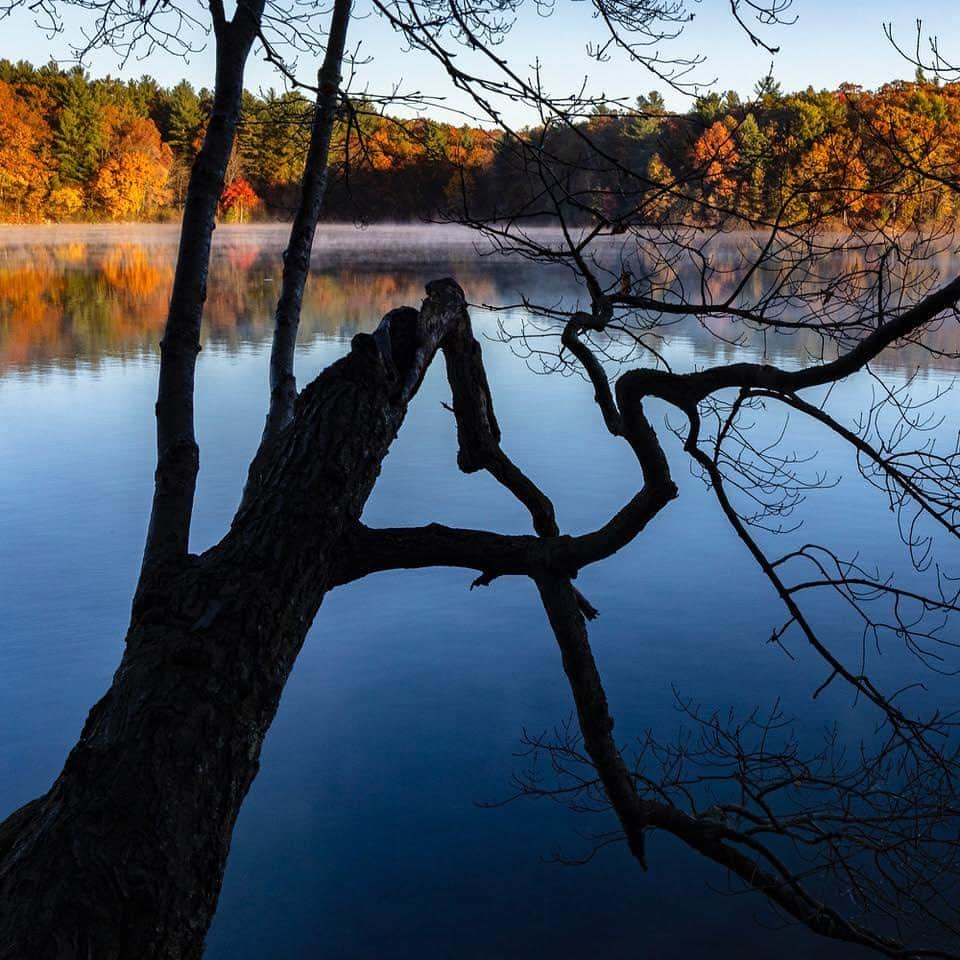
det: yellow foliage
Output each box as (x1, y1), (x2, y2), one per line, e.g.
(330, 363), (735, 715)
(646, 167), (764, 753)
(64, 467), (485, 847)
(93, 108), (173, 220)
(0, 80), (53, 221)
(47, 186), (86, 221)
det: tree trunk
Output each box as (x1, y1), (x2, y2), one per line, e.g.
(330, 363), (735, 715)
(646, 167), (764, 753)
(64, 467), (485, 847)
(241, 0), (353, 511)
(0, 281), (468, 960)
(261, 0), (352, 447)
(144, 15), (262, 571)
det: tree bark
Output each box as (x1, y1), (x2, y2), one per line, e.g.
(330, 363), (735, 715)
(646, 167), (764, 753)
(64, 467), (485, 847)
(143, 6), (264, 571)
(260, 0), (352, 447)
(0, 280), (468, 960)
(241, 0), (353, 511)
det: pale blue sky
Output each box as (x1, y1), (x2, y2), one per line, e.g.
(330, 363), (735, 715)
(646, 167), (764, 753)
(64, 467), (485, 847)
(3, 0), (958, 123)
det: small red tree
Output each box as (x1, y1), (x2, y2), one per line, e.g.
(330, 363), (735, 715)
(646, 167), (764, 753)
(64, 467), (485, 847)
(220, 176), (259, 222)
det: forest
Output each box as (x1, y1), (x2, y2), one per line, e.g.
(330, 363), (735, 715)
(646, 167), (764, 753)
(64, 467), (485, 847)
(1, 57), (960, 226)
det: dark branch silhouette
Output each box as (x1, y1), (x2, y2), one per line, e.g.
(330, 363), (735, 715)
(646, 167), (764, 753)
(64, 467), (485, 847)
(3, 0), (960, 957)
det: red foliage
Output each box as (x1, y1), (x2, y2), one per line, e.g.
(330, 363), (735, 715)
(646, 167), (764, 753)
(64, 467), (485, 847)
(220, 177), (260, 221)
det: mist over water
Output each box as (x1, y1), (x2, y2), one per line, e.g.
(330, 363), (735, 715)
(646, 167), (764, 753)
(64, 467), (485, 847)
(1, 224), (958, 958)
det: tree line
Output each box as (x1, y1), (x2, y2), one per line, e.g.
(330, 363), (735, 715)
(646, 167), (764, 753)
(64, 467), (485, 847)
(0, 58), (958, 227)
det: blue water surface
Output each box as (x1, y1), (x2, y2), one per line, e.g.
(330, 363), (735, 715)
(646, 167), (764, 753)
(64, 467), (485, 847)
(1, 224), (957, 959)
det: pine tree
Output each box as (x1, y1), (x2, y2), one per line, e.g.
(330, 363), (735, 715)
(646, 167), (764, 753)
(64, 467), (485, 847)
(163, 80), (204, 162)
(53, 69), (105, 185)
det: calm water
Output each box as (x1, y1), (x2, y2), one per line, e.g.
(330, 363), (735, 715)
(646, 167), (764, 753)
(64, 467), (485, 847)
(1, 224), (958, 958)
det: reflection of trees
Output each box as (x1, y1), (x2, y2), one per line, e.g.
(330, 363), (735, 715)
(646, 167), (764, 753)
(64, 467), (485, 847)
(0, 234), (500, 370)
(101, 245), (169, 298)
(512, 234), (960, 376)
(3, 231), (960, 375)
(0, 243), (169, 369)
(0, 252), (65, 367)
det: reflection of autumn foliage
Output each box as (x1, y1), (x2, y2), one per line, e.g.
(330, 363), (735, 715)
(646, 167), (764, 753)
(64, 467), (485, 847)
(0, 252), (64, 365)
(2, 230), (959, 374)
(0, 241), (172, 368)
(226, 243), (260, 274)
(102, 245), (171, 298)
(0, 233), (502, 370)
(58, 241), (90, 264)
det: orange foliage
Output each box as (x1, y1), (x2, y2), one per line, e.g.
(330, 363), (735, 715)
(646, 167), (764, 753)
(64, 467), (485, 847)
(690, 121), (739, 204)
(102, 245), (170, 298)
(794, 132), (876, 217)
(340, 117), (495, 174)
(445, 127), (495, 168)
(5, 64), (960, 228)
(47, 186), (86, 220)
(0, 81), (53, 221)
(93, 107), (173, 220)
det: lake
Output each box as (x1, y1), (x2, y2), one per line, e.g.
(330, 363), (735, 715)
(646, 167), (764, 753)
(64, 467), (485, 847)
(1, 224), (958, 958)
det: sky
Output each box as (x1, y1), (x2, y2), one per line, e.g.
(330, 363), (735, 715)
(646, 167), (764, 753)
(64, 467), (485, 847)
(3, 0), (960, 124)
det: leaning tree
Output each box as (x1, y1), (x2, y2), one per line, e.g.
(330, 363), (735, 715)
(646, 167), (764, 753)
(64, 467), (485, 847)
(3, 0), (960, 957)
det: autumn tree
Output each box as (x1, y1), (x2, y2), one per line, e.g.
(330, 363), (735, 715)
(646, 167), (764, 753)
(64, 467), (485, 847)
(93, 106), (173, 219)
(690, 119), (740, 210)
(4, 55), (960, 226)
(0, 80), (53, 219)
(219, 175), (259, 221)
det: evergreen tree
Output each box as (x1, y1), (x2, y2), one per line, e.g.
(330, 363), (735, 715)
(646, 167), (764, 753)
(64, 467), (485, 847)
(753, 67), (783, 106)
(162, 80), (204, 161)
(53, 68), (105, 185)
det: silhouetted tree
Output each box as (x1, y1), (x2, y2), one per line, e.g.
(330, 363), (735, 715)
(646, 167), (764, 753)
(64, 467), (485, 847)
(2, 2), (960, 959)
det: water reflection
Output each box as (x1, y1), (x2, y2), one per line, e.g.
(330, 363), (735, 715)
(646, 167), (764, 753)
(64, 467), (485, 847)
(0, 225), (528, 373)
(3, 224), (960, 959)
(2, 224), (959, 377)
